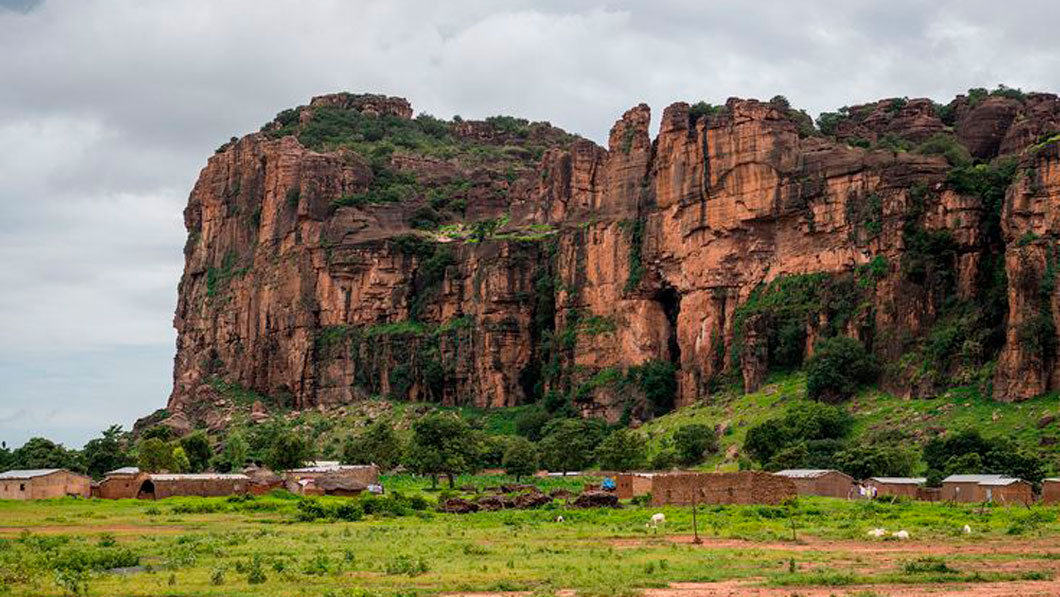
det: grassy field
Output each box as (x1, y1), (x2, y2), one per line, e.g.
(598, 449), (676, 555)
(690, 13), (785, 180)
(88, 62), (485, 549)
(2, 475), (1060, 596)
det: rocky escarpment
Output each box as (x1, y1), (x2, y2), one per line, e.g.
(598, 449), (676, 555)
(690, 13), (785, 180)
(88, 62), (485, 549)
(164, 88), (1060, 430)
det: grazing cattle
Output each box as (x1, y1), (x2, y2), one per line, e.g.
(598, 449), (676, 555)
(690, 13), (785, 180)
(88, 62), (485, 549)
(555, 515), (564, 522)
(866, 528), (887, 538)
(892, 530), (910, 540)
(963, 524), (972, 534)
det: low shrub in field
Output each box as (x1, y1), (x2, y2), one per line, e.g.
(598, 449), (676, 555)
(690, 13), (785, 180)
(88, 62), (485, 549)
(903, 557), (957, 575)
(247, 555), (267, 585)
(385, 554), (430, 576)
(296, 492), (430, 522)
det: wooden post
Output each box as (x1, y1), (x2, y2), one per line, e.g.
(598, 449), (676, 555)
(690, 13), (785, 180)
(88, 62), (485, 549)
(692, 489), (702, 544)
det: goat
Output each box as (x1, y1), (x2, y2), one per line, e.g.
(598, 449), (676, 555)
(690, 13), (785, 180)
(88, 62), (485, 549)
(892, 530), (910, 540)
(646, 513), (665, 533)
(866, 528), (887, 538)
(554, 515), (564, 523)
(962, 524), (972, 534)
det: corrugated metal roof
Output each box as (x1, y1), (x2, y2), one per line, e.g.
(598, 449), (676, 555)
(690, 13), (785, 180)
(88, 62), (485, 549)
(0, 469), (62, 480)
(149, 474), (249, 481)
(289, 463), (376, 474)
(105, 467), (140, 476)
(1044, 478), (1060, 483)
(868, 477), (926, 485)
(942, 474), (1022, 485)
(774, 469), (834, 478)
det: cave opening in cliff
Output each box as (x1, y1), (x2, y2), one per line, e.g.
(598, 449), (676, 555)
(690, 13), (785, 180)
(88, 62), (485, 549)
(656, 286), (682, 365)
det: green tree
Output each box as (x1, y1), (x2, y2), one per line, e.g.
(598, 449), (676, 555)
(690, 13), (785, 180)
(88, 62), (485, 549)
(672, 424), (718, 466)
(650, 448), (678, 470)
(0, 442), (11, 471)
(267, 431), (313, 471)
(180, 431), (213, 473)
(501, 436), (539, 481)
(81, 425), (133, 479)
(342, 422), (404, 471)
(833, 444), (917, 479)
(538, 418), (607, 474)
(514, 407), (552, 441)
(170, 446), (191, 474)
(805, 337), (880, 401)
(12, 437), (81, 471)
(405, 413), (478, 488)
(137, 438), (175, 473)
(743, 402), (854, 467)
(215, 432), (249, 473)
(594, 429), (648, 471)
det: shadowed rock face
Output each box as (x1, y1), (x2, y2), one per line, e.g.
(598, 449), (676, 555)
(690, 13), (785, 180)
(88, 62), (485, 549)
(164, 90), (1060, 429)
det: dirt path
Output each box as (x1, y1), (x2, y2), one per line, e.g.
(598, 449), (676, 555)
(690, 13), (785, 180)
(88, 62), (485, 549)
(643, 579), (1060, 596)
(612, 534), (1060, 557)
(446, 579), (1060, 596)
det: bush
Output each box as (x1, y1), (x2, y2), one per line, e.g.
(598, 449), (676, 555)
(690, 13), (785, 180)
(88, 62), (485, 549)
(627, 360), (677, 416)
(672, 424), (718, 466)
(744, 402), (853, 465)
(805, 337), (879, 402)
(385, 554), (429, 576)
(650, 449), (678, 470)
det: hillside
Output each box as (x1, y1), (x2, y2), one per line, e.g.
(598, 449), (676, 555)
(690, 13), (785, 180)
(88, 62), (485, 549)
(639, 374), (1060, 474)
(153, 87), (1060, 444)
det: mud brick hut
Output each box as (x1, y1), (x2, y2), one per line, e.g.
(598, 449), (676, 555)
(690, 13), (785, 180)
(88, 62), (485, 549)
(137, 474), (250, 499)
(1042, 478), (1060, 505)
(650, 472), (796, 506)
(284, 462), (379, 496)
(243, 465), (283, 495)
(0, 469), (91, 500)
(941, 474), (1033, 505)
(774, 469), (857, 498)
(616, 473), (657, 499)
(96, 467), (147, 499)
(864, 477), (927, 499)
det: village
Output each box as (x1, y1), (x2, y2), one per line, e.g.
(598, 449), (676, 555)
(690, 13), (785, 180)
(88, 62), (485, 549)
(4, 462), (1060, 509)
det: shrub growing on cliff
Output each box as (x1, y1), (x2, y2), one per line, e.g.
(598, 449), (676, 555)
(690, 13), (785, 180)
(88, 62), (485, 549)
(805, 337), (879, 402)
(627, 360), (677, 416)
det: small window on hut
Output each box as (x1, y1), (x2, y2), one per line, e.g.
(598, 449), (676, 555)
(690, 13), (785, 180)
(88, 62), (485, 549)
(19, 483), (26, 492)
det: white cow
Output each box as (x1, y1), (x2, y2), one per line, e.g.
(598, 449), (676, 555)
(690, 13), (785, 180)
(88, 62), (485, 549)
(892, 530), (910, 540)
(963, 524), (972, 534)
(866, 528), (887, 538)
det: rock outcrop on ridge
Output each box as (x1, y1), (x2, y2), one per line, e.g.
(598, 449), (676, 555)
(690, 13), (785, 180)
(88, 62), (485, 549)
(163, 88), (1060, 430)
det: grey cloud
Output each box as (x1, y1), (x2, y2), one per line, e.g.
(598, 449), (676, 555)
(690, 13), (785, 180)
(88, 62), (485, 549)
(2, 0), (1060, 447)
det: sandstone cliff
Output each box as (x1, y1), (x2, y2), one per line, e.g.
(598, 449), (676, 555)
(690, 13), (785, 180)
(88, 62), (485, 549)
(164, 89), (1060, 430)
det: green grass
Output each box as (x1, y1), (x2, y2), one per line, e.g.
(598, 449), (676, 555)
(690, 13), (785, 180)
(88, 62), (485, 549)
(2, 489), (1060, 595)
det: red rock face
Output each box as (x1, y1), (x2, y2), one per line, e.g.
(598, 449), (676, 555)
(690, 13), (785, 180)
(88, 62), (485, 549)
(166, 91), (1060, 427)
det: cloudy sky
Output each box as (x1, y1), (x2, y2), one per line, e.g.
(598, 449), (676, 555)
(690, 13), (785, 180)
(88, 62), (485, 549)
(2, 0), (1059, 449)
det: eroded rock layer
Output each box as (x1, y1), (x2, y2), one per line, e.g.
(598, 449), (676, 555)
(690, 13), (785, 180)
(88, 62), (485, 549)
(167, 90), (1060, 427)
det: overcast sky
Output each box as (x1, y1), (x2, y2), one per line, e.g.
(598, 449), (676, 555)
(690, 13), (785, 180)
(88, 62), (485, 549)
(2, 0), (1059, 449)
